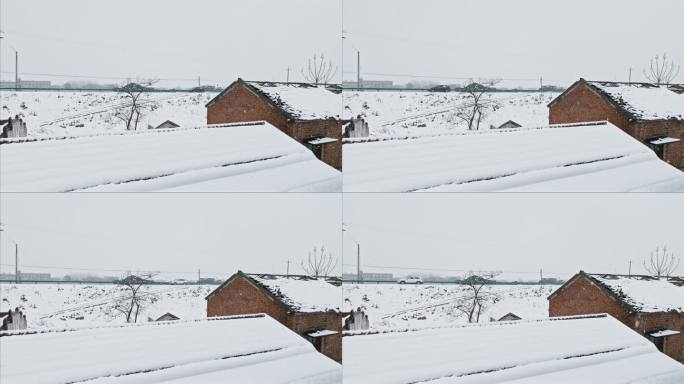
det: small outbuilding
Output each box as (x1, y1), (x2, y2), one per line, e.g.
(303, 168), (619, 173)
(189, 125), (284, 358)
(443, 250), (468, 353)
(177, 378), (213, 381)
(154, 312), (180, 322)
(549, 271), (683, 362)
(548, 79), (684, 168)
(150, 120), (180, 129)
(206, 79), (343, 170)
(0, 307), (27, 331)
(495, 120), (522, 129)
(206, 271), (343, 362)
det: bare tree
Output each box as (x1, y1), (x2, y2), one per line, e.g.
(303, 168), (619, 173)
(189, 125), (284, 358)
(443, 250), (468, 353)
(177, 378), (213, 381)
(455, 78), (501, 131)
(643, 53), (680, 85)
(301, 53), (337, 85)
(454, 271), (501, 323)
(643, 246), (680, 278)
(113, 271), (158, 323)
(301, 245), (337, 277)
(113, 79), (158, 130)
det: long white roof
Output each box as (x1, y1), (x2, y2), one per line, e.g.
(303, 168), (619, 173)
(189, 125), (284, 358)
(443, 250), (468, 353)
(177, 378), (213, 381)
(0, 314), (341, 384)
(0, 122), (341, 192)
(343, 121), (684, 192)
(587, 274), (684, 313)
(343, 314), (684, 384)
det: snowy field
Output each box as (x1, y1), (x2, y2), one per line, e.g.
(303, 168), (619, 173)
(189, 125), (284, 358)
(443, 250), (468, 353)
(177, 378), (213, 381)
(1, 91), (218, 136)
(343, 91), (559, 137)
(0, 283), (218, 329)
(343, 283), (557, 330)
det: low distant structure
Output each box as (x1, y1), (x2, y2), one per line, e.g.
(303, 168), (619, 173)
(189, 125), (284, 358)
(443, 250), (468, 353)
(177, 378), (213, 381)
(494, 120), (522, 129)
(342, 271), (394, 281)
(154, 313), (180, 321)
(549, 271), (683, 362)
(344, 121), (684, 192)
(343, 308), (369, 331)
(495, 312), (522, 321)
(0, 307), (27, 331)
(0, 115), (28, 139)
(0, 122), (341, 192)
(549, 79), (684, 169)
(206, 271), (343, 362)
(150, 120), (180, 129)
(206, 79), (343, 170)
(0, 314), (341, 383)
(0, 272), (52, 282)
(343, 314), (684, 383)
(344, 116), (369, 138)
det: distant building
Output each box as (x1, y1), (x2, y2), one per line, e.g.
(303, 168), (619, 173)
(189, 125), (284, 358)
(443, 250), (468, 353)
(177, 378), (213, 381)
(0, 115), (28, 139)
(0, 271), (52, 281)
(549, 79), (684, 168)
(206, 78), (343, 170)
(549, 271), (683, 362)
(206, 271), (343, 362)
(495, 120), (522, 129)
(155, 312), (180, 321)
(342, 271), (394, 281)
(0, 307), (28, 331)
(0, 79), (52, 88)
(343, 79), (394, 89)
(496, 312), (522, 321)
(150, 120), (180, 129)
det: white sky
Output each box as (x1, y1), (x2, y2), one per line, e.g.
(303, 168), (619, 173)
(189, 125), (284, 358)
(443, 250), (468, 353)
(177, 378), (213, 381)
(0, 0), (342, 87)
(343, 193), (684, 281)
(343, 0), (684, 87)
(0, 194), (342, 279)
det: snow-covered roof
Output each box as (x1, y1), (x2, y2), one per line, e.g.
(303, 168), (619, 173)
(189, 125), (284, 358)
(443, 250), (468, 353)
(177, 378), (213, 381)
(650, 329), (681, 338)
(343, 314), (684, 384)
(650, 137), (681, 145)
(0, 122), (341, 192)
(0, 314), (341, 384)
(586, 274), (684, 313)
(248, 274), (341, 313)
(246, 81), (342, 120)
(586, 81), (684, 120)
(343, 121), (684, 192)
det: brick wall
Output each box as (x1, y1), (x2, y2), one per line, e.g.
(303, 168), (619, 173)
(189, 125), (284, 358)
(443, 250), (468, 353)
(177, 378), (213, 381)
(288, 312), (343, 362)
(207, 275), (343, 362)
(207, 82), (343, 170)
(549, 275), (684, 362)
(206, 276), (289, 324)
(549, 82), (684, 169)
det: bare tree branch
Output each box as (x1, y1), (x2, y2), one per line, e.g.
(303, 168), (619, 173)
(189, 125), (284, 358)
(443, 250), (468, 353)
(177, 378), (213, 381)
(113, 271), (159, 323)
(113, 79), (159, 131)
(643, 245), (680, 278)
(643, 53), (680, 85)
(300, 245), (338, 277)
(454, 271), (501, 323)
(454, 78), (501, 131)
(301, 53), (337, 85)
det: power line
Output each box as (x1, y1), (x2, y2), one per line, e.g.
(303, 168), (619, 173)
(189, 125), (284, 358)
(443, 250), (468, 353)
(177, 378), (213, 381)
(341, 70), (571, 83)
(341, 263), (572, 276)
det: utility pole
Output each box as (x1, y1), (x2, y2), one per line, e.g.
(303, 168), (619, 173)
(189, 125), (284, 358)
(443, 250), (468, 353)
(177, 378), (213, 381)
(15, 50), (19, 90)
(356, 243), (361, 283)
(198, 76), (201, 87)
(628, 260), (632, 277)
(286, 67), (290, 83)
(539, 268), (543, 283)
(539, 76), (543, 97)
(628, 67), (632, 84)
(357, 51), (361, 91)
(197, 269), (201, 283)
(15, 243), (19, 284)
(286, 260), (290, 277)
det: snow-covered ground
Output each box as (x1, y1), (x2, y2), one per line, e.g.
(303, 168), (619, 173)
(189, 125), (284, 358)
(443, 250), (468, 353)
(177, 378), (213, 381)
(0, 283), (218, 329)
(343, 283), (556, 330)
(343, 91), (558, 137)
(1, 91), (218, 136)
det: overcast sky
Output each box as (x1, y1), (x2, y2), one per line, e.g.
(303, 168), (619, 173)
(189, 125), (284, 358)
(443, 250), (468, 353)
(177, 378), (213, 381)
(0, 0), (341, 87)
(343, 0), (684, 87)
(0, 194), (342, 279)
(343, 193), (684, 281)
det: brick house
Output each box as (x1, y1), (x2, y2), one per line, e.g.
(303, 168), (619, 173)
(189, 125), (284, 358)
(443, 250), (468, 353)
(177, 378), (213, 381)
(549, 271), (683, 362)
(206, 271), (343, 362)
(206, 79), (343, 170)
(548, 79), (684, 169)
